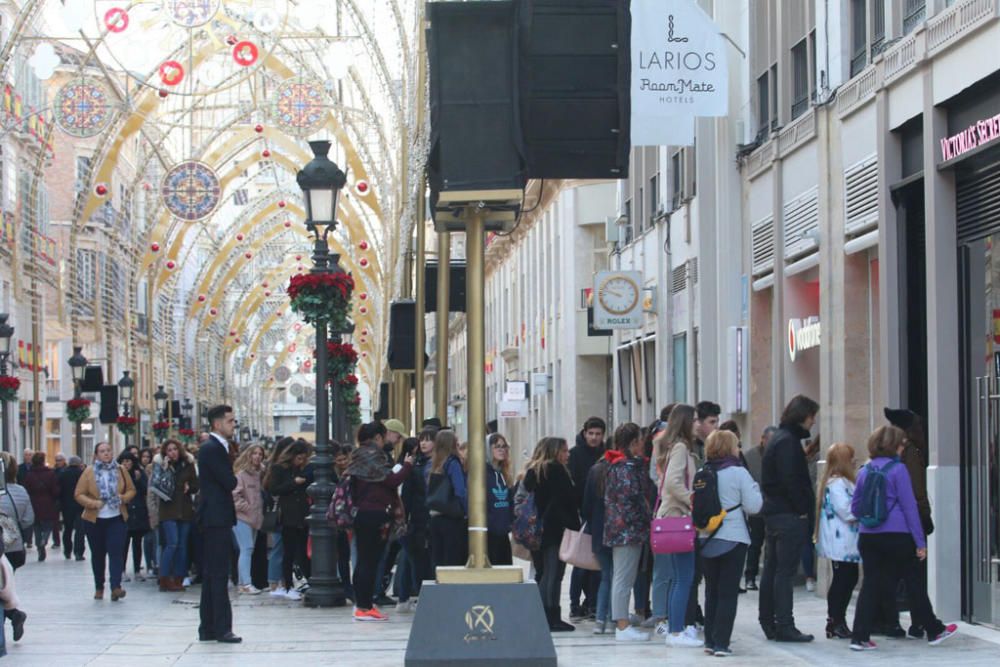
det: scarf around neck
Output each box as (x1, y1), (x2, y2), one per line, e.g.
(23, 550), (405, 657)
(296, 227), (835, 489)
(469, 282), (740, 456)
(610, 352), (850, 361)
(94, 461), (121, 513)
(345, 445), (388, 482)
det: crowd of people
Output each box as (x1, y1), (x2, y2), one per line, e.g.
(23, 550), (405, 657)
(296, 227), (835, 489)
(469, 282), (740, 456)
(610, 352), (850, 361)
(0, 396), (961, 656)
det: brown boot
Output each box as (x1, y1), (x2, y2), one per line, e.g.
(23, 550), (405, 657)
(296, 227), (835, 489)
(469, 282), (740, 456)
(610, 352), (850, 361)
(94, 588), (104, 600)
(111, 587), (127, 601)
(172, 576), (187, 592)
(159, 577), (171, 592)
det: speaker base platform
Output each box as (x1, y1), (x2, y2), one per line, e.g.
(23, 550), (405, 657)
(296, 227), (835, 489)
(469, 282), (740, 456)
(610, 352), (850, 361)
(404, 582), (556, 666)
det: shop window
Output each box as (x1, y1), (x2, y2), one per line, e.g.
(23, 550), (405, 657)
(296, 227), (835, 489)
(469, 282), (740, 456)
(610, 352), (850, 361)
(673, 334), (687, 402)
(618, 348), (632, 406)
(671, 150), (683, 210)
(903, 0), (926, 35)
(791, 39), (809, 120)
(637, 186), (645, 232)
(850, 0), (867, 77)
(769, 65), (778, 129)
(631, 345), (643, 404)
(756, 73), (769, 138)
(871, 0), (886, 56)
(623, 199), (634, 245)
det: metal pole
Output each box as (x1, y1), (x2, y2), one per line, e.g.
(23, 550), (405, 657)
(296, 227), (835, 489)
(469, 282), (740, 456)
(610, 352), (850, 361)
(305, 233), (346, 608)
(74, 379), (82, 460)
(435, 232), (450, 421)
(1, 356), (8, 453)
(465, 208), (488, 568)
(415, 200), (427, 427)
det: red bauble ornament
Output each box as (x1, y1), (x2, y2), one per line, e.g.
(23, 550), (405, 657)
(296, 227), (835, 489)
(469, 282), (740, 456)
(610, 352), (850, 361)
(150, 242), (160, 252)
(95, 183), (108, 196)
(226, 35), (238, 46)
(264, 290), (271, 297)
(235, 337), (241, 344)
(229, 330), (237, 336)
(262, 281), (269, 288)
(277, 200), (286, 208)
(142, 182), (152, 191)
(165, 260), (176, 270)
(254, 124), (264, 133)
(362, 352), (368, 358)
(244, 252), (253, 259)
(236, 233), (245, 241)
(359, 306), (368, 314)
(362, 328), (369, 336)
(261, 149), (271, 158)
(356, 180), (369, 194)
(277, 311), (284, 317)
(359, 241), (369, 251)
(295, 255), (302, 261)
(197, 294), (206, 302)
(359, 258), (368, 267)
(209, 308), (218, 316)
(283, 220), (292, 228)
(359, 292), (368, 300)
(158, 89), (168, 98)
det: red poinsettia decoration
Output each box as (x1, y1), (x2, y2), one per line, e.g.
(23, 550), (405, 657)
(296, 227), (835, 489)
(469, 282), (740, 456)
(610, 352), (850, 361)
(116, 416), (139, 436)
(287, 272), (355, 329)
(67, 398), (92, 423)
(179, 428), (196, 444)
(340, 374), (359, 386)
(153, 421), (171, 438)
(0, 375), (19, 402)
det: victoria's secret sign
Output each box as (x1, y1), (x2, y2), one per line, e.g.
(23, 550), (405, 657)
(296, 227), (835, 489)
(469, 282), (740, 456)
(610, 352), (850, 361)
(940, 111), (1000, 162)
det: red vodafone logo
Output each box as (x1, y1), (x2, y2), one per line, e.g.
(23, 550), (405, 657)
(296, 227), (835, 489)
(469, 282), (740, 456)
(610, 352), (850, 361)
(788, 319), (797, 362)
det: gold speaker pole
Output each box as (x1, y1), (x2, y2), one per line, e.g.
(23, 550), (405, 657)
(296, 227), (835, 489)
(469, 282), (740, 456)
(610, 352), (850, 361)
(465, 207), (487, 568)
(434, 232), (450, 421)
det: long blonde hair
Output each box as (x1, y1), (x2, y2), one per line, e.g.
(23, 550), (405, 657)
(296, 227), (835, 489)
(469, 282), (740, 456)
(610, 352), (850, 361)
(488, 433), (513, 486)
(814, 442), (857, 541)
(431, 429), (460, 474)
(525, 437), (567, 482)
(234, 444), (265, 474)
(657, 404), (696, 474)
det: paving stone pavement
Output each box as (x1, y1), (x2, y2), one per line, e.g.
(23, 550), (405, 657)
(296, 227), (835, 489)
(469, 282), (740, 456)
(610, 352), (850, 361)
(3, 549), (1000, 665)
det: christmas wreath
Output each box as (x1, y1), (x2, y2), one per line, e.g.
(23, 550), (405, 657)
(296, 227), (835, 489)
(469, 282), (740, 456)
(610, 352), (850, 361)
(153, 421), (171, 439)
(67, 398), (91, 423)
(287, 271), (355, 330)
(179, 428), (196, 445)
(0, 375), (19, 403)
(116, 416), (139, 436)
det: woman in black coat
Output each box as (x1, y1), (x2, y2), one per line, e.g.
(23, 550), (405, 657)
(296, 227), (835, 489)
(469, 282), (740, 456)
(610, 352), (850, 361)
(265, 441), (312, 600)
(522, 437), (580, 632)
(118, 453), (150, 581)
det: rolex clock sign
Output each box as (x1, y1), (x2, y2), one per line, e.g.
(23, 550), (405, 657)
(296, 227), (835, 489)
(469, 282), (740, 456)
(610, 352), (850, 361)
(594, 271), (644, 329)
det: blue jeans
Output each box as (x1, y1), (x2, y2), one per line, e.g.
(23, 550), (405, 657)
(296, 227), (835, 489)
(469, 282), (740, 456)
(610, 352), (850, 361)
(268, 532), (283, 585)
(232, 521), (256, 586)
(143, 530), (158, 571)
(652, 552), (674, 619)
(160, 520), (191, 578)
(667, 550), (696, 633)
(596, 547), (614, 623)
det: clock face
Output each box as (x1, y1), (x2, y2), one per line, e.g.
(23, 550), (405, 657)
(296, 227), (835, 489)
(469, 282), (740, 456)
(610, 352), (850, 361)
(598, 275), (639, 315)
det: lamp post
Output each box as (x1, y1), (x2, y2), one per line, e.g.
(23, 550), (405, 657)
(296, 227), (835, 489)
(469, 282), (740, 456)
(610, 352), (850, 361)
(182, 398), (193, 431)
(118, 371), (134, 451)
(154, 385), (168, 443)
(298, 139), (348, 608)
(68, 347), (88, 458)
(0, 314), (14, 453)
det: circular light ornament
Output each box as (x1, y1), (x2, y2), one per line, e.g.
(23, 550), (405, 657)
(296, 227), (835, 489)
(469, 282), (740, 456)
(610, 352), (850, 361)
(232, 40), (259, 67)
(158, 60), (185, 86)
(354, 180), (370, 196)
(150, 243), (160, 253)
(54, 78), (114, 138)
(160, 161), (221, 221)
(271, 77), (326, 136)
(95, 183), (108, 197)
(167, 0), (219, 28)
(104, 7), (129, 33)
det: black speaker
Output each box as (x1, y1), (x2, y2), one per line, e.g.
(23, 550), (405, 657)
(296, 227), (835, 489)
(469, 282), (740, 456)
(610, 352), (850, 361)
(374, 382), (390, 421)
(427, 1), (527, 199)
(82, 366), (104, 393)
(99, 385), (119, 424)
(425, 261), (467, 313)
(388, 300), (420, 371)
(170, 400), (181, 420)
(516, 0), (630, 179)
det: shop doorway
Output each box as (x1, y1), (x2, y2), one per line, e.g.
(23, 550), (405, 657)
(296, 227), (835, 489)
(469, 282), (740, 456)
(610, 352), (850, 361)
(893, 181), (928, 421)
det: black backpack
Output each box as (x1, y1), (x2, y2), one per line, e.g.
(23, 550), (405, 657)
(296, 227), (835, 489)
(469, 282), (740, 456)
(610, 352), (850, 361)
(691, 463), (741, 532)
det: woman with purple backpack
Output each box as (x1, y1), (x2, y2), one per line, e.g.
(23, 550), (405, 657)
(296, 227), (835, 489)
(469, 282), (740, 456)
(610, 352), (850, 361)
(848, 425), (957, 651)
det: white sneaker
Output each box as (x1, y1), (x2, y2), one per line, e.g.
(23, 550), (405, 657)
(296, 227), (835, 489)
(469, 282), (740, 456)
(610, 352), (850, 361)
(684, 625), (701, 639)
(284, 589), (303, 601)
(628, 613), (644, 626)
(395, 599), (416, 613)
(241, 585), (262, 595)
(270, 587), (288, 598)
(616, 626), (651, 642)
(182, 577), (192, 587)
(806, 578), (816, 592)
(655, 621), (669, 637)
(669, 632), (705, 648)
(593, 620), (609, 635)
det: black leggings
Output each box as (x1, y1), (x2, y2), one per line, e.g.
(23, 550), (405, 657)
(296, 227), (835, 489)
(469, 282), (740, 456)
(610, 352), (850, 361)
(487, 531), (512, 566)
(353, 510), (389, 610)
(281, 526), (310, 590)
(429, 515), (467, 567)
(123, 530), (148, 574)
(827, 561), (859, 622)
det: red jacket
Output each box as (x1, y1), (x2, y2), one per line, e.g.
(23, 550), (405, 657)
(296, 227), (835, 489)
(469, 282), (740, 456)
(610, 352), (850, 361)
(24, 465), (60, 522)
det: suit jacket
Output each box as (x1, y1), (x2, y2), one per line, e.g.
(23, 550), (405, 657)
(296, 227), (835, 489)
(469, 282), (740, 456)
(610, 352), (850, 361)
(197, 436), (237, 528)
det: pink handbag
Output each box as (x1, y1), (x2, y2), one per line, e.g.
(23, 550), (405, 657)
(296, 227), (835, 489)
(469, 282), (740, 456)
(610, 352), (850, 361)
(650, 454), (695, 554)
(559, 526), (601, 571)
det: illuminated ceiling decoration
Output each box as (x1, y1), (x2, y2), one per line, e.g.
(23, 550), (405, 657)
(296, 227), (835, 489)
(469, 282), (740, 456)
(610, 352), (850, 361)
(160, 160), (222, 221)
(53, 77), (116, 137)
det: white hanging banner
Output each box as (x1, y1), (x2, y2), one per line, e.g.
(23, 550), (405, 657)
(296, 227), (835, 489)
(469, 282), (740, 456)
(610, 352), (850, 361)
(631, 0), (729, 146)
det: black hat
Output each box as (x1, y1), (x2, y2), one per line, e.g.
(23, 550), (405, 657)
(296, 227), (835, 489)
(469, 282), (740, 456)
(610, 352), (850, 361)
(884, 407), (918, 430)
(422, 417), (443, 429)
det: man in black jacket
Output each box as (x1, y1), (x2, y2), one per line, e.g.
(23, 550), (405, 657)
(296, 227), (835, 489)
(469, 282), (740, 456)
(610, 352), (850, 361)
(758, 395), (819, 643)
(197, 405), (240, 644)
(58, 456), (86, 560)
(567, 416), (606, 620)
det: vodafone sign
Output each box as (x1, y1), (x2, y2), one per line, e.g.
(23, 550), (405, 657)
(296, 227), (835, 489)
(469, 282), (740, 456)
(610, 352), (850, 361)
(788, 317), (821, 362)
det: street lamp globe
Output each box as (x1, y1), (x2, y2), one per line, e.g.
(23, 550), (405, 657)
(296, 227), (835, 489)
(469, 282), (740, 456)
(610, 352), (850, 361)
(0, 314), (13, 358)
(296, 140), (347, 229)
(118, 371), (134, 402)
(154, 385), (168, 414)
(68, 346), (88, 382)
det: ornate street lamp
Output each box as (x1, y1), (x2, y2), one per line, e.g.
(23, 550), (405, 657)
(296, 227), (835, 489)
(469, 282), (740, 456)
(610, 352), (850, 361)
(298, 139), (348, 608)
(154, 385), (168, 419)
(0, 314), (14, 453)
(68, 346), (88, 458)
(118, 370), (134, 450)
(182, 398), (193, 430)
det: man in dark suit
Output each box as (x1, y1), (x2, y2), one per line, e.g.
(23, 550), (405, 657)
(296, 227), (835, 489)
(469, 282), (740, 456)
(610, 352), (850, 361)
(197, 405), (241, 643)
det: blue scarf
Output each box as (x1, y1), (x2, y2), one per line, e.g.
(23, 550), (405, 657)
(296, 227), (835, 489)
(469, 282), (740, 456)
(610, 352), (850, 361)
(94, 461), (120, 513)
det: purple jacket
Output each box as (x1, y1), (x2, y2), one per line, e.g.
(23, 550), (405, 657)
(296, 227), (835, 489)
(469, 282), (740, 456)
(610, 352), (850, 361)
(851, 457), (926, 549)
